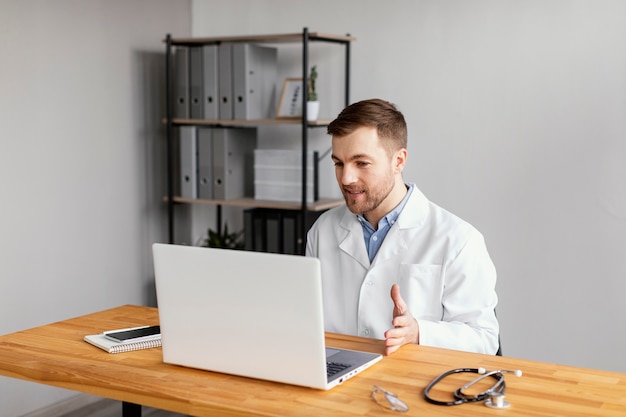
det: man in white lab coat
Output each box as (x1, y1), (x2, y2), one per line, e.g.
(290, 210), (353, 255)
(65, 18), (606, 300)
(305, 99), (499, 355)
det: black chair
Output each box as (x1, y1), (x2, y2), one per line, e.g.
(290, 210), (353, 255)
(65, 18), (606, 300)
(495, 309), (502, 356)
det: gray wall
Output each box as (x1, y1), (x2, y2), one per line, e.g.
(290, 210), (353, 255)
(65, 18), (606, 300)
(1, 0), (625, 415)
(193, 0), (626, 374)
(0, 1), (190, 415)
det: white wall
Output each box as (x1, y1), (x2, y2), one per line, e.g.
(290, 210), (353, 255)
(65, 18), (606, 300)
(0, 1), (191, 415)
(193, 0), (626, 374)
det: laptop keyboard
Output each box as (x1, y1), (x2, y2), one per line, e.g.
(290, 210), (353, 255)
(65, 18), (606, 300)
(327, 361), (350, 378)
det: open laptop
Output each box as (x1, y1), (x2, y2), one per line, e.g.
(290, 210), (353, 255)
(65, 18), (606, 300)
(152, 243), (382, 390)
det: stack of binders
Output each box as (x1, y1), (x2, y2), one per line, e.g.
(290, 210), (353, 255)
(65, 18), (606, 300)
(179, 126), (257, 200)
(174, 43), (278, 120)
(243, 208), (323, 255)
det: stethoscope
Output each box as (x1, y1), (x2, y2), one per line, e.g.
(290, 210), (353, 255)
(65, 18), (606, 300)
(424, 367), (522, 409)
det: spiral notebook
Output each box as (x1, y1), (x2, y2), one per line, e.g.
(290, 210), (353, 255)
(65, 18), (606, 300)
(84, 333), (162, 354)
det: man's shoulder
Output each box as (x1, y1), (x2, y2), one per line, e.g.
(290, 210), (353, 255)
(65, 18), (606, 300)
(305, 204), (350, 254)
(314, 204), (347, 225)
(404, 184), (482, 236)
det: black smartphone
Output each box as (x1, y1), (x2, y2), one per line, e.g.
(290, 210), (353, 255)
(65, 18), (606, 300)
(103, 325), (161, 344)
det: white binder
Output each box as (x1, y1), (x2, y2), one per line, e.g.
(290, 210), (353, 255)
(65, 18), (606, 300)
(174, 47), (190, 119)
(179, 126), (198, 199)
(218, 43), (234, 119)
(212, 128), (257, 200)
(197, 127), (213, 199)
(233, 44), (278, 120)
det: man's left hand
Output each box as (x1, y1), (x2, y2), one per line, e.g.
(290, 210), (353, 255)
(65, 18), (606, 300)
(384, 283), (419, 355)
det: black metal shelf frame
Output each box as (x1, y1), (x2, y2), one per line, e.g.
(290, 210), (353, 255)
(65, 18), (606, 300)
(164, 28), (353, 252)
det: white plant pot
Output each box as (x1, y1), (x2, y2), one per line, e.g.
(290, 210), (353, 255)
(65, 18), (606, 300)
(307, 101), (320, 121)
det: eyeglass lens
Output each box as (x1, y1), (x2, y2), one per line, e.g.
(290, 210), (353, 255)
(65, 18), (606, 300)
(372, 385), (410, 413)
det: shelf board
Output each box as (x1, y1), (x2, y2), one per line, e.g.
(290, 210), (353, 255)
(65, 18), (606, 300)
(167, 196), (343, 212)
(167, 32), (355, 46)
(166, 118), (331, 127)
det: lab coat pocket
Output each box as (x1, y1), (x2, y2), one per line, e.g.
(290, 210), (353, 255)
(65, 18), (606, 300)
(398, 264), (443, 320)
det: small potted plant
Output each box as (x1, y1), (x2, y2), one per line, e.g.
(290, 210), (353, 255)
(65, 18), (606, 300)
(306, 65), (320, 121)
(199, 223), (245, 250)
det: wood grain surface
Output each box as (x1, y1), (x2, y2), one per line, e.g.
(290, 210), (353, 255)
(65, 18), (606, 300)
(1, 305), (624, 416)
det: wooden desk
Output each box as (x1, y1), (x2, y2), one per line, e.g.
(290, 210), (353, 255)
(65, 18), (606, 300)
(1, 305), (625, 416)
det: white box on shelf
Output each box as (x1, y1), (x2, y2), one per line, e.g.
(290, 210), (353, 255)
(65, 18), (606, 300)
(254, 149), (304, 167)
(255, 166), (313, 183)
(254, 149), (318, 203)
(255, 181), (315, 203)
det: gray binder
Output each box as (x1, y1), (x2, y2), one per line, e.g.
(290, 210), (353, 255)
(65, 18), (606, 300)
(174, 47), (189, 119)
(233, 44), (278, 120)
(189, 47), (203, 119)
(197, 127), (213, 199)
(179, 126), (198, 199)
(201, 45), (219, 119)
(189, 45), (220, 120)
(213, 128), (257, 200)
(218, 43), (234, 119)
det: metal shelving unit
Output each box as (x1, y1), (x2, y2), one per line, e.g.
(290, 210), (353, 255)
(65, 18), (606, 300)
(164, 28), (354, 252)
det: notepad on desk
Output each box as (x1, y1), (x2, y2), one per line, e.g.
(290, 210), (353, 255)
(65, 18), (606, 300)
(84, 325), (162, 354)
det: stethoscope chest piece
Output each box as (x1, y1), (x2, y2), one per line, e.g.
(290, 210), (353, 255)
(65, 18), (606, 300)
(484, 392), (510, 409)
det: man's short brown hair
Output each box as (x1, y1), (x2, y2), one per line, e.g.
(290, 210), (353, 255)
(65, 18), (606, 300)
(327, 99), (408, 155)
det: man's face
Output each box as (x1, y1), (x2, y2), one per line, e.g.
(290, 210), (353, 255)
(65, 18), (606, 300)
(331, 126), (399, 219)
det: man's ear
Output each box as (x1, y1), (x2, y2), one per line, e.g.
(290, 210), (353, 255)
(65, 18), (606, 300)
(394, 148), (408, 173)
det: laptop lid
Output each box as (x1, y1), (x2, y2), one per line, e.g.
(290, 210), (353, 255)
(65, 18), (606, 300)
(152, 243), (381, 390)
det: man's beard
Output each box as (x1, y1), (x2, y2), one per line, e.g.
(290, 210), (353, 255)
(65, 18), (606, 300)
(342, 175), (395, 217)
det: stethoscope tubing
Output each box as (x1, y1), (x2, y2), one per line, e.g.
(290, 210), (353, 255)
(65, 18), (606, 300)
(423, 367), (506, 406)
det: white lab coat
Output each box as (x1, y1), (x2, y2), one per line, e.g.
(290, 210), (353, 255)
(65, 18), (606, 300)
(305, 183), (499, 354)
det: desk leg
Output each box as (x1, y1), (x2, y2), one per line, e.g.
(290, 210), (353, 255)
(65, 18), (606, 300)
(122, 401), (142, 417)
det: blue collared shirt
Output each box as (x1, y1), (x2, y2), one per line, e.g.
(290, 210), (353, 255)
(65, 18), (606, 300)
(357, 183), (414, 263)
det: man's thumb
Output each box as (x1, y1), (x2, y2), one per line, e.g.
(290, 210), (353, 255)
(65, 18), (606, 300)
(391, 283), (407, 316)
